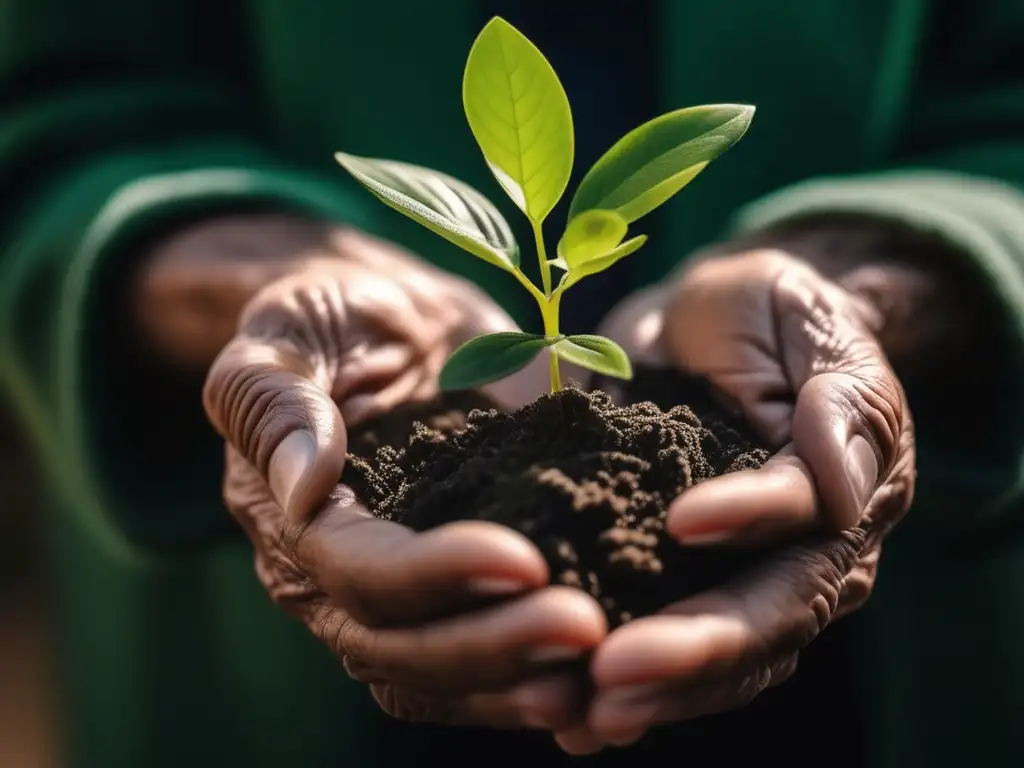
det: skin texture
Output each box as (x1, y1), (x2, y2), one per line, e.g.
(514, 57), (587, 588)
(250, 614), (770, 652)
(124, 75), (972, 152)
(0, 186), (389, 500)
(150, 216), (606, 729)
(545, 220), (977, 753)
(145, 212), (970, 750)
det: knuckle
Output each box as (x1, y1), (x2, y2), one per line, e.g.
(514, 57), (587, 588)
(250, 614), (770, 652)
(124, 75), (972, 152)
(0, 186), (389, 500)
(283, 507), (381, 622)
(805, 371), (908, 479)
(255, 547), (318, 611)
(207, 358), (324, 476)
(225, 369), (279, 467)
(724, 659), (798, 713)
(867, 447), (917, 527)
(769, 655), (801, 688)
(314, 608), (377, 669)
(343, 656), (383, 684)
(756, 541), (858, 658)
(849, 375), (905, 459)
(745, 665), (775, 701)
(370, 683), (413, 722)
(802, 546), (848, 631)
(842, 571), (875, 614)
(310, 605), (345, 653)
(338, 618), (378, 668)
(222, 447), (325, 612)
(222, 447), (270, 518)
(839, 549), (880, 616)
(248, 380), (322, 473)
(705, 669), (773, 717)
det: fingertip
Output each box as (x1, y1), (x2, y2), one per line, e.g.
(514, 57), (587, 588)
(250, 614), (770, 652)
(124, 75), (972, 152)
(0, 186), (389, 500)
(589, 618), (657, 688)
(590, 614), (740, 688)
(533, 586), (609, 647)
(422, 520), (550, 590)
(793, 374), (885, 530)
(665, 476), (739, 542)
(205, 333), (349, 525)
(666, 459), (818, 545)
(312, 518), (551, 628)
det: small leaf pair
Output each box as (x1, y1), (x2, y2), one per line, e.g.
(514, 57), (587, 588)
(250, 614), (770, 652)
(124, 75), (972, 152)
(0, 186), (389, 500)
(335, 16), (755, 393)
(440, 332), (631, 391)
(554, 210), (647, 290)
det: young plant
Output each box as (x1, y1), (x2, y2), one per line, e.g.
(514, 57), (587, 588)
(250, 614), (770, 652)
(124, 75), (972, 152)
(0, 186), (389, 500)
(336, 16), (753, 393)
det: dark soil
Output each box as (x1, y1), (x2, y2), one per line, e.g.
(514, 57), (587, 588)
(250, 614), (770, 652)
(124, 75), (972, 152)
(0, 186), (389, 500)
(343, 367), (771, 626)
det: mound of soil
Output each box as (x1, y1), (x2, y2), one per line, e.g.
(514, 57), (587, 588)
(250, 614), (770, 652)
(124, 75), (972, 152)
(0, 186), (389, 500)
(355, 370), (864, 766)
(344, 370), (770, 626)
(342, 368), (771, 626)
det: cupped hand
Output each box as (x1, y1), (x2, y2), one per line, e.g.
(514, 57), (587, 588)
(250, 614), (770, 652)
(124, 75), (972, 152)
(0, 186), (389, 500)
(201, 225), (606, 729)
(554, 248), (916, 753)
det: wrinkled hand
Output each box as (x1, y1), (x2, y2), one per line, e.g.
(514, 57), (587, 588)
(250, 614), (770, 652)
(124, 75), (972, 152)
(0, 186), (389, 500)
(200, 224), (606, 728)
(556, 248), (916, 752)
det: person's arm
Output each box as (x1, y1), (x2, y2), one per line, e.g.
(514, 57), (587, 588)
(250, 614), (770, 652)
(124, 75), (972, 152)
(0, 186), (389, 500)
(0, 0), (378, 558)
(720, 0), (1024, 540)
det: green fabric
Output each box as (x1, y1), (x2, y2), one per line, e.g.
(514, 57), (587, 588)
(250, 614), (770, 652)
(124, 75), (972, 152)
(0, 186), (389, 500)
(2, 0), (1024, 766)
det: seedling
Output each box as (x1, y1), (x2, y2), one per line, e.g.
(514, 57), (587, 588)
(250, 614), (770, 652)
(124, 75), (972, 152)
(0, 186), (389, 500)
(336, 16), (753, 393)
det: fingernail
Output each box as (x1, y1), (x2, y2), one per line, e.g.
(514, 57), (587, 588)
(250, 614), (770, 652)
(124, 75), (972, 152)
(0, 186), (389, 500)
(845, 434), (878, 515)
(467, 577), (531, 596)
(268, 431), (317, 517)
(528, 645), (586, 665)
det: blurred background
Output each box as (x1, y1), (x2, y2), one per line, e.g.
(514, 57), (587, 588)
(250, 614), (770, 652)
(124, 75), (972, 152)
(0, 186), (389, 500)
(0, 404), (55, 768)
(1, 1), (1021, 766)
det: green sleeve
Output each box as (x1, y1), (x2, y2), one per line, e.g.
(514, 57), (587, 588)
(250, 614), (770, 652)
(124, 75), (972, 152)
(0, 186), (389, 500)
(0, 3), (377, 561)
(729, 0), (1024, 538)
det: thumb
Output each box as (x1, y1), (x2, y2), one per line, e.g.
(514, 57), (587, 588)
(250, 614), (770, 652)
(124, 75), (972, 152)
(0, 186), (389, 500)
(203, 335), (348, 524)
(772, 263), (908, 531)
(790, 371), (903, 531)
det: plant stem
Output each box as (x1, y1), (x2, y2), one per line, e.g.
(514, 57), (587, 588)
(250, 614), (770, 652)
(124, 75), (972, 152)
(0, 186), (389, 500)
(540, 292), (562, 392)
(532, 221), (553, 296)
(532, 221), (562, 392)
(512, 269), (547, 306)
(547, 347), (563, 391)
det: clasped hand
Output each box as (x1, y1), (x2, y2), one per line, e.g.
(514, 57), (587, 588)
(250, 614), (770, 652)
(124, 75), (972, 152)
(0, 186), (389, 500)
(199, 226), (914, 751)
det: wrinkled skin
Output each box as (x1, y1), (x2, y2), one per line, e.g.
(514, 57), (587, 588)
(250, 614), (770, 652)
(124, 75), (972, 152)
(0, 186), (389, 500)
(195, 221), (607, 730)
(545, 248), (920, 754)
(180, 214), (962, 750)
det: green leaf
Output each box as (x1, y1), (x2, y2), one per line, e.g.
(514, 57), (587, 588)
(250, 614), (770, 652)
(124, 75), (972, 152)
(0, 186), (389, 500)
(561, 235), (647, 290)
(335, 152), (519, 272)
(440, 332), (558, 391)
(555, 335), (633, 380)
(556, 210), (628, 269)
(463, 16), (574, 224)
(568, 104), (755, 223)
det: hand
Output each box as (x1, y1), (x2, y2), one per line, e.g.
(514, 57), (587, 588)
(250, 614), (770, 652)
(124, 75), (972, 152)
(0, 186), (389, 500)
(555, 246), (919, 753)
(196, 220), (606, 729)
